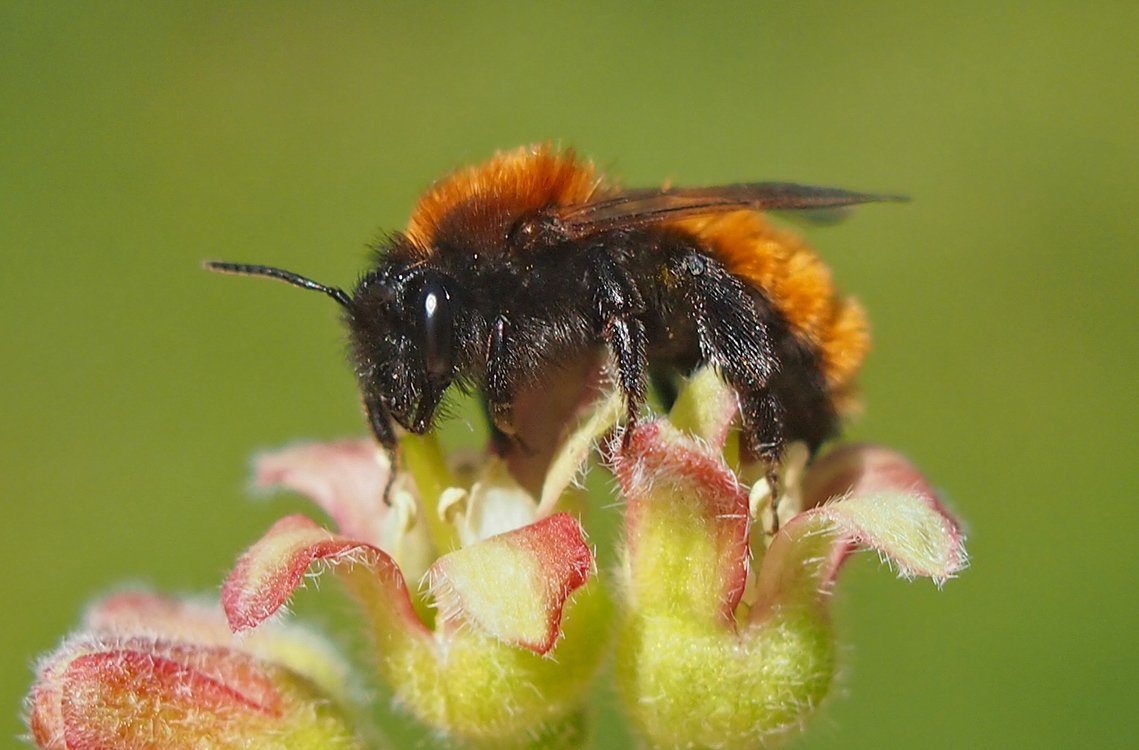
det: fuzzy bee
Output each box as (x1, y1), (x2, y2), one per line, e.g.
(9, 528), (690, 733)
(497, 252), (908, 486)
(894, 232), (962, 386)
(209, 144), (898, 496)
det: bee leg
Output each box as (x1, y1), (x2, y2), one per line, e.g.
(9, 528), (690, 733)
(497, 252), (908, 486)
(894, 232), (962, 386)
(666, 251), (785, 531)
(591, 253), (648, 445)
(740, 388), (788, 533)
(607, 317), (649, 447)
(668, 252), (778, 390)
(482, 392), (534, 456)
(484, 313), (534, 455)
(363, 393), (399, 504)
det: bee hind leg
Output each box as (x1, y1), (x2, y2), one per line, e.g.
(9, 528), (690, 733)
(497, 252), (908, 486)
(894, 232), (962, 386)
(665, 250), (787, 532)
(739, 388), (789, 533)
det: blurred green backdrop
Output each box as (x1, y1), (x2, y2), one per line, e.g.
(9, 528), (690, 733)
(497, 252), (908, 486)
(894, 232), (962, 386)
(4, 2), (1136, 748)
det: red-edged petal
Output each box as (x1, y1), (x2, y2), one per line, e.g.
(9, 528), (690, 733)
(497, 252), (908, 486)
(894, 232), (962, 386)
(802, 444), (966, 580)
(752, 464), (967, 621)
(666, 365), (741, 448)
(613, 421), (751, 626)
(85, 591), (232, 642)
(83, 591), (358, 710)
(254, 439), (390, 546)
(426, 513), (593, 654)
(802, 444), (938, 509)
(28, 636), (283, 750)
(222, 514), (427, 638)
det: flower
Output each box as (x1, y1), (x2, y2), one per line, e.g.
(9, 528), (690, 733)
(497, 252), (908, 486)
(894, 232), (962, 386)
(24, 365), (966, 749)
(611, 369), (968, 749)
(220, 381), (623, 746)
(26, 591), (365, 750)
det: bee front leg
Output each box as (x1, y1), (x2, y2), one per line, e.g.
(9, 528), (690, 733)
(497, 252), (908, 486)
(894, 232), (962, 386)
(363, 393), (399, 503)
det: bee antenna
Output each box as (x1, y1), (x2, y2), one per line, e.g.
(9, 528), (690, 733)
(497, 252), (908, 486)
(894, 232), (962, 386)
(204, 261), (352, 309)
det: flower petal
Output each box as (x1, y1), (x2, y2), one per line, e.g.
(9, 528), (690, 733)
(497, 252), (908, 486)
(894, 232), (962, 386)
(613, 421), (750, 626)
(253, 439), (389, 547)
(88, 590), (360, 715)
(85, 590), (230, 640)
(752, 476), (967, 619)
(27, 634), (363, 750)
(444, 457), (539, 546)
(255, 440), (440, 589)
(222, 514), (428, 641)
(427, 513), (593, 654)
(537, 386), (624, 516)
(613, 422), (840, 749)
(666, 365), (740, 448)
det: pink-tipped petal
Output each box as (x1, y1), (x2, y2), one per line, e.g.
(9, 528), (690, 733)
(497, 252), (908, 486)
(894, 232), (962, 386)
(666, 366), (740, 448)
(27, 633), (365, 750)
(802, 444), (938, 510)
(752, 479), (967, 621)
(800, 444), (967, 580)
(427, 513), (593, 654)
(84, 591), (358, 711)
(254, 439), (390, 546)
(29, 636), (282, 750)
(85, 591), (232, 642)
(222, 514), (427, 638)
(613, 422), (751, 625)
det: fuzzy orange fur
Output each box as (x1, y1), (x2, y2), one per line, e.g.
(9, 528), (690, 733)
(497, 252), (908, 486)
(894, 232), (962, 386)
(404, 146), (868, 412)
(406, 145), (609, 252)
(674, 211), (870, 404)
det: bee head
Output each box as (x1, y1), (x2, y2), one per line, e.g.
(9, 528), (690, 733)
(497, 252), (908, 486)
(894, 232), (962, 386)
(348, 264), (460, 434)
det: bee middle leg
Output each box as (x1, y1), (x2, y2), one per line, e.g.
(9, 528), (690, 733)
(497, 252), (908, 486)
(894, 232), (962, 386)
(484, 312), (531, 455)
(589, 252), (648, 442)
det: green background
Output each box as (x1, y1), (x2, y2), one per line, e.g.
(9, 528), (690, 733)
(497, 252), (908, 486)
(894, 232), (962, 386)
(3, 2), (1136, 748)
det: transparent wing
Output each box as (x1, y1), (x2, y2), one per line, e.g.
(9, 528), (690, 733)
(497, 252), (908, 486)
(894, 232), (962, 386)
(553, 183), (905, 239)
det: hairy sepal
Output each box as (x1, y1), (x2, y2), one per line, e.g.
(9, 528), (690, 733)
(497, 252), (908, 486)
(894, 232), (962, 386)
(27, 632), (362, 750)
(427, 512), (593, 654)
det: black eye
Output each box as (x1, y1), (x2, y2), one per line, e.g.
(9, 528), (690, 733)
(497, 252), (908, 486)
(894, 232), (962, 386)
(419, 277), (454, 378)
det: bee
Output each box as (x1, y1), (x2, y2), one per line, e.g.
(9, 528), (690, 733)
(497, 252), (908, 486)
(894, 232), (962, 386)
(208, 144), (899, 498)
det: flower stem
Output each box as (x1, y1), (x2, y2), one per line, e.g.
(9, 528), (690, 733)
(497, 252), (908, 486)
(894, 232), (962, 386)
(400, 432), (461, 553)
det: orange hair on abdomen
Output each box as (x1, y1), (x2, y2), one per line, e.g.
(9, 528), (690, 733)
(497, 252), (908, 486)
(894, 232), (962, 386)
(674, 211), (869, 412)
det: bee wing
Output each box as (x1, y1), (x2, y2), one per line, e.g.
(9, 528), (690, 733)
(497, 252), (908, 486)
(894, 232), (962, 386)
(554, 183), (905, 239)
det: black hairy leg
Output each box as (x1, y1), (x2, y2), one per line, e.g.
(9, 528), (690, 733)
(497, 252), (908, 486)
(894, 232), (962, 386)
(739, 387), (788, 532)
(482, 312), (548, 459)
(485, 313), (517, 441)
(662, 250), (790, 529)
(589, 250), (648, 442)
(364, 392), (400, 502)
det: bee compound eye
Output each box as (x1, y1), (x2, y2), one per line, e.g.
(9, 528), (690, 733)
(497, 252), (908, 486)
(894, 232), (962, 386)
(419, 277), (454, 378)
